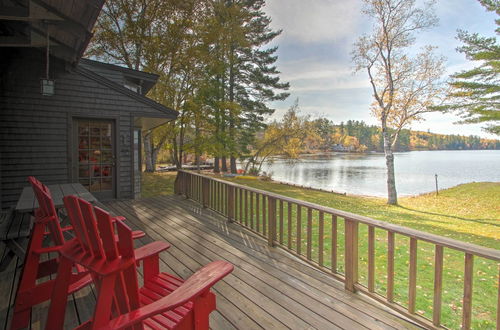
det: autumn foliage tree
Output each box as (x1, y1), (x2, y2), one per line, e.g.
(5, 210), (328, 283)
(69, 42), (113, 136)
(244, 100), (308, 173)
(352, 0), (447, 204)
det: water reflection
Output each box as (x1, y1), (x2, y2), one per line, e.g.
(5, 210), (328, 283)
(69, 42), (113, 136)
(260, 150), (500, 196)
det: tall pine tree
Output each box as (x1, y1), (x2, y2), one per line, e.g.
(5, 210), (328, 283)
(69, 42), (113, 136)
(443, 0), (500, 135)
(204, 0), (289, 173)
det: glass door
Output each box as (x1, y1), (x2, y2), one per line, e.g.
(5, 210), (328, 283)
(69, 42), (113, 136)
(76, 119), (115, 199)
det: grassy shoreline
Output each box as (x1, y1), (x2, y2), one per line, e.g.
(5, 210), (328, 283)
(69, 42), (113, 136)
(142, 171), (499, 328)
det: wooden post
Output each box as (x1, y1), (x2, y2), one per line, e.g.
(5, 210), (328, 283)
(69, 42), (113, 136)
(387, 231), (395, 302)
(174, 171), (181, 195)
(344, 218), (359, 292)
(368, 226), (375, 292)
(267, 197), (276, 247)
(462, 253), (474, 330)
(435, 174), (439, 196)
(184, 172), (190, 199)
(227, 185), (235, 222)
(408, 238), (417, 314)
(433, 245), (444, 327)
(202, 177), (209, 208)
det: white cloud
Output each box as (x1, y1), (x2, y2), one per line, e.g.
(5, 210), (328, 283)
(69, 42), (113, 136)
(277, 59), (370, 92)
(263, 0), (498, 138)
(264, 0), (363, 44)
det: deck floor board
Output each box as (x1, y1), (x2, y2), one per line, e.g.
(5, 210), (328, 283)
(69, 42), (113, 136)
(0, 195), (420, 329)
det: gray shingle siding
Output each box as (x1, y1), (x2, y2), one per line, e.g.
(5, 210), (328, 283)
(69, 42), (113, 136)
(0, 49), (172, 207)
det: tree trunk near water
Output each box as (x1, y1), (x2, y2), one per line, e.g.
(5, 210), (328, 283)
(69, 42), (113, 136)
(383, 130), (398, 205)
(221, 156), (228, 172)
(230, 156), (237, 174)
(214, 157), (220, 173)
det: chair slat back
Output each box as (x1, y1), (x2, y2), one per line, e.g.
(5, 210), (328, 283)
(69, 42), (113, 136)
(94, 207), (119, 260)
(63, 196), (142, 318)
(76, 198), (105, 259)
(63, 195), (92, 254)
(28, 176), (64, 245)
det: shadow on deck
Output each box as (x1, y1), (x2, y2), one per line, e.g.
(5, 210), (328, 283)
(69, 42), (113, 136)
(0, 195), (420, 329)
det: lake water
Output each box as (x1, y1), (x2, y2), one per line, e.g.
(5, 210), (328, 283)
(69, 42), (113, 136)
(260, 150), (500, 197)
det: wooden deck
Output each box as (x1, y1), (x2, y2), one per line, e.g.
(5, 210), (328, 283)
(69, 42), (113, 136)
(0, 195), (420, 329)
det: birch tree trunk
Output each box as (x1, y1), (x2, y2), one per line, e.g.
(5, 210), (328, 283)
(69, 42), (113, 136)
(382, 129), (397, 205)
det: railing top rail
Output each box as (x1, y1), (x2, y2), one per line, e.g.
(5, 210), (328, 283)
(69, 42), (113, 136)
(179, 170), (500, 261)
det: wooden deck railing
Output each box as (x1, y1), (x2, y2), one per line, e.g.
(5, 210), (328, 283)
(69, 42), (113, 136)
(174, 170), (500, 329)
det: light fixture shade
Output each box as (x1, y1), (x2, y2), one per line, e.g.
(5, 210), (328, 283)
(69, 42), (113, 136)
(41, 79), (55, 96)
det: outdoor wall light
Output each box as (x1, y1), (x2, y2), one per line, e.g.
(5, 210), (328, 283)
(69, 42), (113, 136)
(41, 79), (55, 96)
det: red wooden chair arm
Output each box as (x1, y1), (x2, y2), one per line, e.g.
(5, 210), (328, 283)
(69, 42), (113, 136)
(111, 216), (146, 238)
(103, 260), (233, 330)
(134, 241), (170, 261)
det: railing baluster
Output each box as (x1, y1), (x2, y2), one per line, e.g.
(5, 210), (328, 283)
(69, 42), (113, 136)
(409, 238), (417, 314)
(287, 202), (292, 249)
(307, 208), (312, 260)
(244, 190), (248, 227)
(216, 181), (220, 212)
(296, 205), (302, 255)
(202, 178), (208, 208)
(319, 211), (324, 267)
(268, 197), (276, 247)
(332, 215), (337, 273)
(279, 200), (284, 245)
(250, 192), (254, 229)
(463, 253), (474, 330)
(198, 175), (201, 201)
(387, 231), (395, 302)
(496, 265), (499, 330)
(219, 182), (222, 212)
(212, 180), (215, 209)
(368, 225), (375, 292)
(433, 245), (444, 327)
(227, 185), (234, 222)
(256, 193), (260, 232)
(344, 218), (358, 292)
(263, 195), (267, 236)
(239, 188), (243, 222)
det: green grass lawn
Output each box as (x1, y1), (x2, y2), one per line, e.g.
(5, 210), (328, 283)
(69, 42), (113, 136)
(141, 171), (177, 198)
(142, 171), (500, 329)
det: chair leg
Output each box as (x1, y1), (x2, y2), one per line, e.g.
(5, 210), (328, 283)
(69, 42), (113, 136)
(92, 274), (118, 329)
(11, 224), (46, 330)
(44, 256), (73, 330)
(193, 291), (216, 330)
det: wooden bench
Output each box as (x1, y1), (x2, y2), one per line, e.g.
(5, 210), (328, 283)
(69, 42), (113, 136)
(0, 208), (33, 272)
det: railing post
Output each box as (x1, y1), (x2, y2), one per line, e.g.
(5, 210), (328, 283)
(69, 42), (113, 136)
(174, 171), (181, 195)
(267, 196), (277, 247)
(227, 185), (235, 222)
(184, 172), (190, 199)
(344, 218), (359, 292)
(202, 177), (209, 208)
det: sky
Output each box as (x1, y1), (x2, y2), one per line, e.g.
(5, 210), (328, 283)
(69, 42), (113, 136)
(263, 0), (498, 139)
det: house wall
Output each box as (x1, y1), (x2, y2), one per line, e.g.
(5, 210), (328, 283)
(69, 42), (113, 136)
(0, 49), (161, 207)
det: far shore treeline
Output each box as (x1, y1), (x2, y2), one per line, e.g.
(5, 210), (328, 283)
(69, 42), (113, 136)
(293, 118), (500, 153)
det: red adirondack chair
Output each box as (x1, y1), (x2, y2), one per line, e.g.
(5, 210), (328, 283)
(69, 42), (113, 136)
(10, 177), (144, 329)
(46, 195), (233, 330)
(10, 178), (92, 329)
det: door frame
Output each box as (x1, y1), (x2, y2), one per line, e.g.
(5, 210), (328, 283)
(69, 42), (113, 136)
(69, 115), (119, 200)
